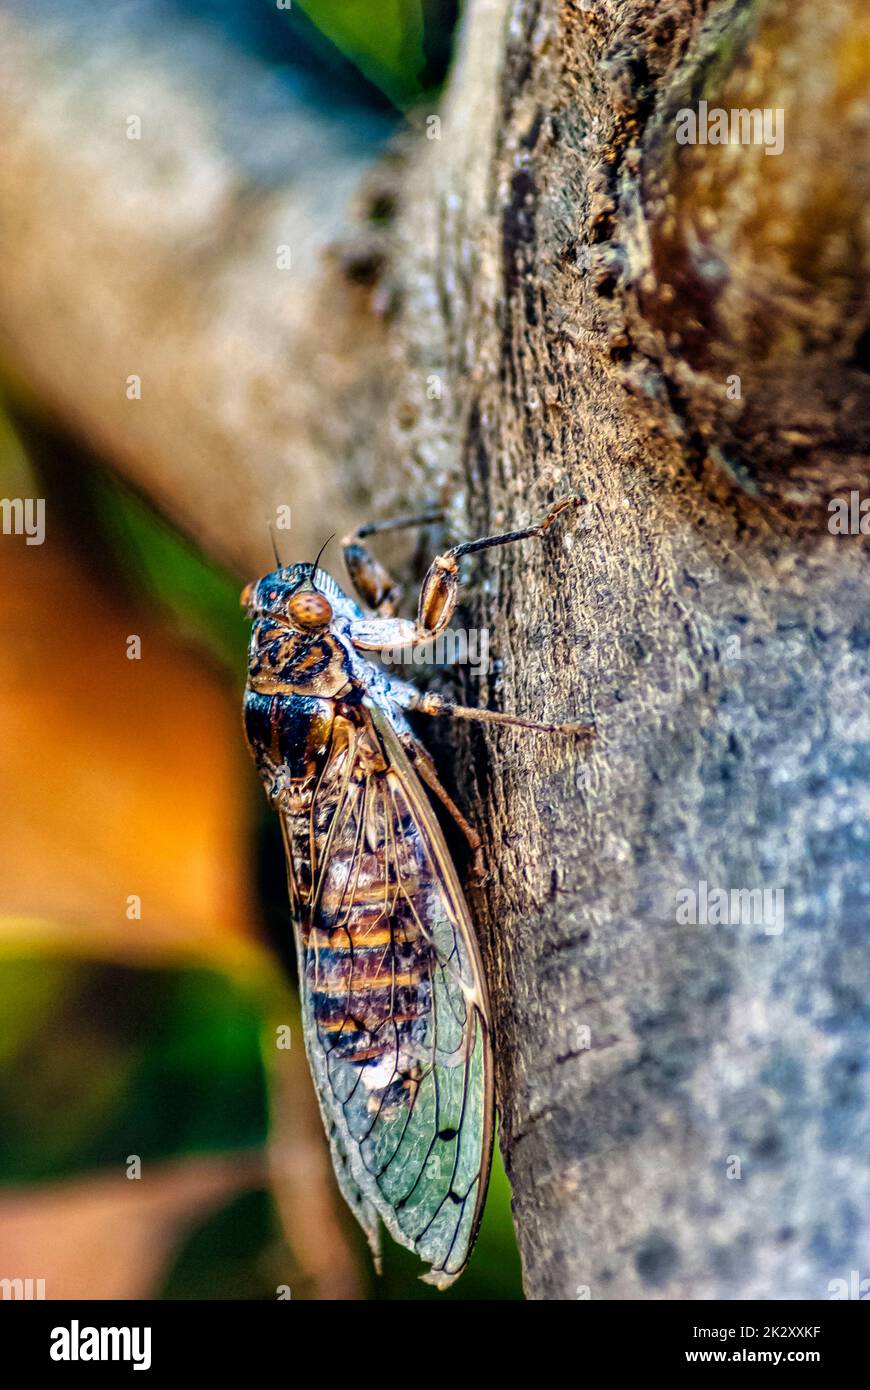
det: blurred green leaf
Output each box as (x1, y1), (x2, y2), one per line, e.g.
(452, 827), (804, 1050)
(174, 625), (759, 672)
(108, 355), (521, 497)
(294, 1), (430, 109)
(0, 957), (270, 1182)
(159, 1188), (292, 1301)
(0, 402), (33, 494)
(86, 470), (249, 677)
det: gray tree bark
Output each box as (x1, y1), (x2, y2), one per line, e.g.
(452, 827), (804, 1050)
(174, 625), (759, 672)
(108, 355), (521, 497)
(1, 0), (868, 1299)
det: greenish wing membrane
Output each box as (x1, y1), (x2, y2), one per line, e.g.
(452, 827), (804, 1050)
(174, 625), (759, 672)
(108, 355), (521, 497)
(289, 708), (493, 1288)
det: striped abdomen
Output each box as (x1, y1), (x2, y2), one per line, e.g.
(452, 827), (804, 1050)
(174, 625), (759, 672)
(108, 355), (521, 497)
(296, 785), (435, 1092)
(248, 700), (434, 1094)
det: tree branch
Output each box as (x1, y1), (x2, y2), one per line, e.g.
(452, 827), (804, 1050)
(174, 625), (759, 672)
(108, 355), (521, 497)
(0, 0), (396, 576)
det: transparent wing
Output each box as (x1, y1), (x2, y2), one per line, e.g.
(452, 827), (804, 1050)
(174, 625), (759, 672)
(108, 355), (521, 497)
(282, 702), (494, 1288)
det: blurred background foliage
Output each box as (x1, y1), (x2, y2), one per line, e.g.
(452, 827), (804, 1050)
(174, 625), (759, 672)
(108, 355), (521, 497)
(0, 0), (522, 1300)
(173, 0), (461, 112)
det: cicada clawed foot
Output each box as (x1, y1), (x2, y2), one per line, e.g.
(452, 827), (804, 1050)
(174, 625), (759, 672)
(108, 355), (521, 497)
(467, 851), (490, 890)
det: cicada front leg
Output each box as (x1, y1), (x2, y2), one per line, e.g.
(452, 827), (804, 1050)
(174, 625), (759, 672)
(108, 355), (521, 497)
(350, 495), (595, 738)
(414, 495), (583, 641)
(342, 508), (443, 616)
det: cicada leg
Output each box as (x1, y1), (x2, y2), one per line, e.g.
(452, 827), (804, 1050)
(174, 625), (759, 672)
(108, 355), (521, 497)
(352, 496), (594, 735)
(395, 725), (485, 878)
(416, 495), (584, 635)
(342, 508), (443, 616)
(406, 691), (595, 738)
(350, 495), (584, 646)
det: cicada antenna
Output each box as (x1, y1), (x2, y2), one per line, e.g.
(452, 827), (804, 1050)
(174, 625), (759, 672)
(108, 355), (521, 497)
(268, 523), (282, 568)
(310, 533), (336, 577)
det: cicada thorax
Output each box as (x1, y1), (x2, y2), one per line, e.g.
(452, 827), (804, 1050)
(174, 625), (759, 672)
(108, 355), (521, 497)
(246, 616), (353, 699)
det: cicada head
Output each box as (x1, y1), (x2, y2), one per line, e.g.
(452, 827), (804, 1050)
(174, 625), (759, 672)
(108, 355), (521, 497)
(242, 565), (360, 696)
(241, 564), (360, 625)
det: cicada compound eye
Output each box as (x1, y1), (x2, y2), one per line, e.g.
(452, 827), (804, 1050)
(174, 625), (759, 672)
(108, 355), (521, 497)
(287, 590), (333, 630)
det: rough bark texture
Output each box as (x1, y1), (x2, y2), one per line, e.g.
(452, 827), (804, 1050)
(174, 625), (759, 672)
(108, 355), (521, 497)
(1, 0), (868, 1299)
(387, 0), (870, 1299)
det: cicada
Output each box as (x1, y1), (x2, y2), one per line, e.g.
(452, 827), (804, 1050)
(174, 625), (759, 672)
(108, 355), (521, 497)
(241, 498), (591, 1287)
